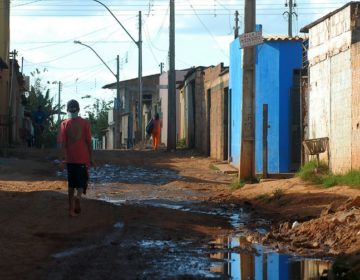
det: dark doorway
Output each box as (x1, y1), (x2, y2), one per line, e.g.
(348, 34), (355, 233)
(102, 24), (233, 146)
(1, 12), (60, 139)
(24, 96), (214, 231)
(290, 69), (301, 171)
(206, 89), (211, 156)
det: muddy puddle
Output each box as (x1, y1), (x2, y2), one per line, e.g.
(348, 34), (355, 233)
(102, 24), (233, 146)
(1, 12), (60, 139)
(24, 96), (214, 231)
(209, 236), (332, 279)
(54, 165), (334, 279)
(57, 164), (182, 185)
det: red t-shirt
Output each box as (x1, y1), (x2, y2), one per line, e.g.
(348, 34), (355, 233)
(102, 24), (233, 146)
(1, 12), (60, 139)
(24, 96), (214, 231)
(59, 117), (91, 166)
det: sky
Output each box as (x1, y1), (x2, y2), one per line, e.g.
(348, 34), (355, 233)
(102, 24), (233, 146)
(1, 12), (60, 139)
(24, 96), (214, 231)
(9, 0), (352, 116)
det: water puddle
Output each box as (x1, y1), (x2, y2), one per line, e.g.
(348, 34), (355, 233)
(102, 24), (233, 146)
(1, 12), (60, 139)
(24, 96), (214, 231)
(57, 164), (182, 185)
(54, 165), (333, 279)
(209, 236), (333, 279)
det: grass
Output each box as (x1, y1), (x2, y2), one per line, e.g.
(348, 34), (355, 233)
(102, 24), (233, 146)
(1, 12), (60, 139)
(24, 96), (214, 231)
(176, 138), (186, 148)
(255, 188), (286, 204)
(208, 164), (220, 171)
(271, 188), (284, 200)
(296, 160), (360, 189)
(230, 177), (259, 190)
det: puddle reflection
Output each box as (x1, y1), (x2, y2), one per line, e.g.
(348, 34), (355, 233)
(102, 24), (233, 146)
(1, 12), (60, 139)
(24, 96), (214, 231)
(57, 164), (182, 185)
(210, 237), (332, 280)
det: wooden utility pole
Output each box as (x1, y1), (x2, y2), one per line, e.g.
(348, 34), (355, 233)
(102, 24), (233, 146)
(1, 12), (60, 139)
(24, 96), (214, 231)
(239, 0), (256, 179)
(167, 0), (176, 150)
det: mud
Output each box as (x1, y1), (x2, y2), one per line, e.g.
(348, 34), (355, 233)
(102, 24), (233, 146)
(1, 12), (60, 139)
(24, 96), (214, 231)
(0, 148), (359, 279)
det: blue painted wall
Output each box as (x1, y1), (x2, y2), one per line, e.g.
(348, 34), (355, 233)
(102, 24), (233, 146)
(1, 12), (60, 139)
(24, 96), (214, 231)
(255, 41), (302, 173)
(267, 253), (289, 280)
(229, 39), (302, 172)
(229, 39), (242, 167)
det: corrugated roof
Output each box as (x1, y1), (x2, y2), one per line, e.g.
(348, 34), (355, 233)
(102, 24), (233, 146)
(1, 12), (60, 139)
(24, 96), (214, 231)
(300, 1), (360, 33)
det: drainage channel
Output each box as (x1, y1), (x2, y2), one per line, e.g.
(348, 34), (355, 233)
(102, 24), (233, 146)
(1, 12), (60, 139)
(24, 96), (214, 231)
(55, 165), (333, 279)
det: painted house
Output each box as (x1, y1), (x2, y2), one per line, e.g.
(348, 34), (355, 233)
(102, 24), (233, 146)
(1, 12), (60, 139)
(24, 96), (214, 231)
(229, 36), (303, 173)
(301, 1), (360, 173)
(159, 69), (189, 146)
(103, 73), (160, 149)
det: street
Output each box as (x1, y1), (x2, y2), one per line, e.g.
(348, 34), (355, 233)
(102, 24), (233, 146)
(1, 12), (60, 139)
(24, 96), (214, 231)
(0, 148), (359, 279)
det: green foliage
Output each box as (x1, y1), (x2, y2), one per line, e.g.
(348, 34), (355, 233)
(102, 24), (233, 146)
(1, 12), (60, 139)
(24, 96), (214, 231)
(297, 160), (360, 189)
(176, 138), (186, 148)
(230, 177), (259, 190)
(84, 98), (113, 139)
(296, 160), (329, 185)
(208, 164), (219, 171)
(271, 188), (284, 200)
(25, 68), (60, 148)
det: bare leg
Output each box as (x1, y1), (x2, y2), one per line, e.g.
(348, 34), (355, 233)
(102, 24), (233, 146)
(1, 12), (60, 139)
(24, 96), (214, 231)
(74, 188), (83, 214)
(68, 187), (78, 217)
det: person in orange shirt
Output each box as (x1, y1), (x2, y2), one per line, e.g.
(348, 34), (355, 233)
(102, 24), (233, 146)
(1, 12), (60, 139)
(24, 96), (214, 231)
(151, 113), (162, 150)
(58, 99), (94, 217)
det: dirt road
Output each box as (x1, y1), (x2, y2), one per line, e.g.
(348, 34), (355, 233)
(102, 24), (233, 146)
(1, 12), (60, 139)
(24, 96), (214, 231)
(0, 148), (359, 279)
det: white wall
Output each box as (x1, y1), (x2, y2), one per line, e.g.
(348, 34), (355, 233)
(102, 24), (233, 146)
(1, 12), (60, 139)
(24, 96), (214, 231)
(307, 5), (353, 173)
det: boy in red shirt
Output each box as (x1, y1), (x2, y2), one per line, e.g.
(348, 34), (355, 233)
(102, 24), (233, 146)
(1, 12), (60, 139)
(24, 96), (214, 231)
(58, 99), (93, 217)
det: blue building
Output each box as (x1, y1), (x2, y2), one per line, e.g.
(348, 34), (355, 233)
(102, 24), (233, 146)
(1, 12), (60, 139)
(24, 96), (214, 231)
(229, 36), (303, 174)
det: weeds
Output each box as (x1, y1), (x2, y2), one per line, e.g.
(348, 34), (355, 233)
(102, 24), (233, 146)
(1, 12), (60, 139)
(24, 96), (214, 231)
(230, 177), (259, 190)
(176, 138), (186, 148)
(208, 164), (219, 171)
(271, 188), (284, 200)
(296, 160), (360, 189)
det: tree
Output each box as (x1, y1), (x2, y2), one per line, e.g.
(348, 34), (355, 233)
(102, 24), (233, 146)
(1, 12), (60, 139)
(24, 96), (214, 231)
(83, 97), (113, 140)
(25, 68), (60, 148)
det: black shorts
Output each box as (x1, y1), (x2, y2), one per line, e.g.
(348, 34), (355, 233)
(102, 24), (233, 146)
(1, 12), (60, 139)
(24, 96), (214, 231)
(66, 163), (89, 192)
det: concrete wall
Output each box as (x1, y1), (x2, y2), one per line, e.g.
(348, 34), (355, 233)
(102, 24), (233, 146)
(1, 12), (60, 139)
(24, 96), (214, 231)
(206, 65), (229, 161)
(184, 69), (205, 149)
(159, 70), (188, 146)
(351, 42), (360, 169)
(307, 5), (353, 173)
(255, 40), (302, 173)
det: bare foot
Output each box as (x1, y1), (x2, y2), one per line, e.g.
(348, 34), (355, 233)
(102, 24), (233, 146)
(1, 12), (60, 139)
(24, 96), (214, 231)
(74, 197), (81, 214)
(69, 211), (78, 217)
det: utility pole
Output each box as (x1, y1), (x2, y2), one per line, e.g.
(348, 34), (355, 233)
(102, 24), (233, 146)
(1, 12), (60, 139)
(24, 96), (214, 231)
(284, 0), (297, 37)
(234, 10), (239, 39)
(116, 55), (120, 109)
(159, 62), (164, 74)
(239, 0), (256, 179)
(167, 0), (176, 150)
(138, 11), (143, 141)
(58, 81), (62, 123)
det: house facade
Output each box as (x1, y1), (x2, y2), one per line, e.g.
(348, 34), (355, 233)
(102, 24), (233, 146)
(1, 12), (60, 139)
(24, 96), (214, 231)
(205, 64), (229, 161)
(159, 70), (189, 147)
(178, 67), (207, 150)
(229, 37), (303, 173)
(301, 2), (360, 173)
(103, 73), (160, 149)
(0, 0), (10, 147)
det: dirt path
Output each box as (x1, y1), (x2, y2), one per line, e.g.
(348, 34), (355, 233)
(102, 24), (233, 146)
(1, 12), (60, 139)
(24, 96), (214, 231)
(0, 148), (359, 279)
